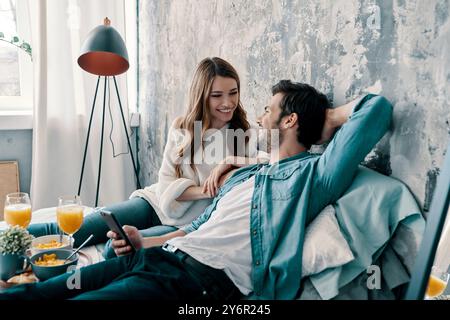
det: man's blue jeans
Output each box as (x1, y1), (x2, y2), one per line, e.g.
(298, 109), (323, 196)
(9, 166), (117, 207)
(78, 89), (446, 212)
(27, 197), (177, 259)
(0, 247), (240, 300)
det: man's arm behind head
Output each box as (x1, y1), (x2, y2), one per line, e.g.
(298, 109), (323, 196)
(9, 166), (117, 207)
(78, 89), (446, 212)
(315, 94), (393, 201)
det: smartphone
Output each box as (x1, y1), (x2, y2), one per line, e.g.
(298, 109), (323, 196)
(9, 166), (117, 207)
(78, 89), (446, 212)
(98, 209), (136, 252)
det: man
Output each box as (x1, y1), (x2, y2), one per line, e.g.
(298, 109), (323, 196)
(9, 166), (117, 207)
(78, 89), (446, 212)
(0, 80), (392, 300)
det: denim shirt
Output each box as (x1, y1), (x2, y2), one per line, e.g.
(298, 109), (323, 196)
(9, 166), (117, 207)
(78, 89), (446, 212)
(181, 94), (393, 299)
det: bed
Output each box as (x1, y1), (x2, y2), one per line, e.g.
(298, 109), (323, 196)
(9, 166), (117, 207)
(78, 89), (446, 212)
(297, 166), (425, 300)
(0, 166), (427, 300)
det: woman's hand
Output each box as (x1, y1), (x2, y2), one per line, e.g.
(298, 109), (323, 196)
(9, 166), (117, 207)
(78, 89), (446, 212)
(218, 168), (238, 187)
(202, 160), (233, 197)
(107, 225), (143, 256)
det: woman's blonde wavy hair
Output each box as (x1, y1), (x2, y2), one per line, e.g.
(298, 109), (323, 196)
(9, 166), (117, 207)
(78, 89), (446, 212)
(174, 57), (250, 178)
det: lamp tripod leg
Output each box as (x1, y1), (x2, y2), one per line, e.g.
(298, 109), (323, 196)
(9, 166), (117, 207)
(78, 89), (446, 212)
(95, 76), (108, 207)
(113, 76), (141, 189)
(78, 76), (101, 197)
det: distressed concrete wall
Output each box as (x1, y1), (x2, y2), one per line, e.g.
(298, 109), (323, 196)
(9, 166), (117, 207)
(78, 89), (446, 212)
(138, 0), (450, 214)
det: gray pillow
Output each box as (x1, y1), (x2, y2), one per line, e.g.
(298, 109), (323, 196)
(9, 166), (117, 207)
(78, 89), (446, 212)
(302, 205), (354, 277)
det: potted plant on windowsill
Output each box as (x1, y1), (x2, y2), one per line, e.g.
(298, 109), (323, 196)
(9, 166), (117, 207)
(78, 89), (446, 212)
(0, 226), (34, 281)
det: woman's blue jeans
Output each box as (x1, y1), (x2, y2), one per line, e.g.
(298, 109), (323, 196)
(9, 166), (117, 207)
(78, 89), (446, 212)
(27, 197), (177, 259)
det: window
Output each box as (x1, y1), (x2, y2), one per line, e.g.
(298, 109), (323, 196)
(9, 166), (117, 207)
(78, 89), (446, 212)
(0, 0), (32, 111)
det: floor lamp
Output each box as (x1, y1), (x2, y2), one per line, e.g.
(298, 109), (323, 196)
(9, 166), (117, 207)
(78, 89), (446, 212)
(77, 17), (141, 207)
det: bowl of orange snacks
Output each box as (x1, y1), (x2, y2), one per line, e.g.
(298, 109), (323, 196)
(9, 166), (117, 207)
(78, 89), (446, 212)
(31, 235), (73, 254)
(28, 249), (79, 281)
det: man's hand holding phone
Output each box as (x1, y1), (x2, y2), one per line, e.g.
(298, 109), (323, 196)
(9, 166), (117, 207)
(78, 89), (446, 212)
(107, 225), (143, 256)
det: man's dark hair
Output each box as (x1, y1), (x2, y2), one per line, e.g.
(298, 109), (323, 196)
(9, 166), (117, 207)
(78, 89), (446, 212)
(272, 80), (330, 149)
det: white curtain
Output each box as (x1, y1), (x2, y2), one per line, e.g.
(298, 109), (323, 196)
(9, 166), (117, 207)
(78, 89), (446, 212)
(29, 0), (136, 210)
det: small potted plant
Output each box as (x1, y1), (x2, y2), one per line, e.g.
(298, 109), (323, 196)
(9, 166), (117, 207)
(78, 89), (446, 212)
(0, 226), (34, 281)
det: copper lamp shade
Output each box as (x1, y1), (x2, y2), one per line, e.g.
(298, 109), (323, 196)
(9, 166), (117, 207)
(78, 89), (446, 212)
(77, 18), (129, 76)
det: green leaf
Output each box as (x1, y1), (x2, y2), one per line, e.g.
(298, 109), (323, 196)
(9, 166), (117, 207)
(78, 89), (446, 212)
(12, 36), (19, 42)
(20, 42), (30, 50)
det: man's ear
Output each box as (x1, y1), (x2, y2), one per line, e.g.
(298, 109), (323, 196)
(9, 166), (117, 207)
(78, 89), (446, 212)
(285, 113), (298, 128)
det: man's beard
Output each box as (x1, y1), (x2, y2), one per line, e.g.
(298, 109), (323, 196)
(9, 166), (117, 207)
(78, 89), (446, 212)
(257, 124), (282, 154)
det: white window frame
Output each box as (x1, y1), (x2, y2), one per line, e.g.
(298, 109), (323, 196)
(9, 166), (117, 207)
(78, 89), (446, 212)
(0, 0), (33, 112)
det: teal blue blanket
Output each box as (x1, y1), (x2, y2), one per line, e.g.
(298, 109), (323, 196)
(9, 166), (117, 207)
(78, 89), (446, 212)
(309, 166), (426, 300)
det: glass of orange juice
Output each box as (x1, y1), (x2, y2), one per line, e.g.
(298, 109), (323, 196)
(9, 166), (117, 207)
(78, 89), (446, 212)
(4, 192), (32, 228)
(425, 266), (449, 299)
(56, 195), (84, 248)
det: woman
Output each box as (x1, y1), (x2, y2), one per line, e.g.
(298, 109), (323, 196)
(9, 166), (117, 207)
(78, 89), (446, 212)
(28, 57), (268, 257)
